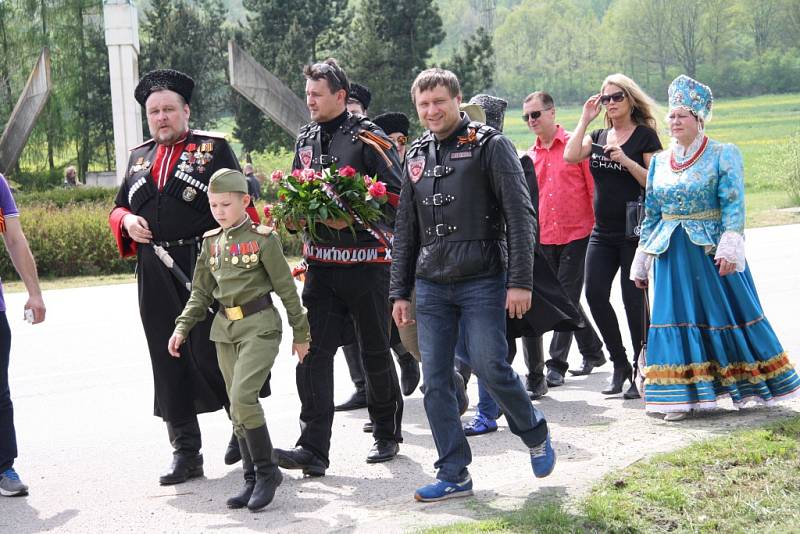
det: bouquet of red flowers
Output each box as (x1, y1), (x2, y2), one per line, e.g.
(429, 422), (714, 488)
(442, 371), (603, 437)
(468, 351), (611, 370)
(269, 165), (389, 241)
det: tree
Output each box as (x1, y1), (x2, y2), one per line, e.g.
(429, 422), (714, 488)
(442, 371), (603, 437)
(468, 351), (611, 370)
(746, 0), (778, 56)
(139, 0), (231, 129)
(669, 0), (705, 77)
(234, 0), (346, 154)
(442, 26), (495, 98)
(342, 0), (444, 117)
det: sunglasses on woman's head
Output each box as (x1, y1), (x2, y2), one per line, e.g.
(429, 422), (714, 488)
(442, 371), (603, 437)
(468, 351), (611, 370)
(522, 107), (552, 122)
(600, 91), (625, 105)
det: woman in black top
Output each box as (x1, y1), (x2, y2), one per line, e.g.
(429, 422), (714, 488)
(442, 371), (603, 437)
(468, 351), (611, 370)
(564, 73), (662, 399)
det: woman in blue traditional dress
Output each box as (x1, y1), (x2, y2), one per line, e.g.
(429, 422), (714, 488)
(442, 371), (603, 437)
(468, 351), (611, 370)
(631, 75), (800, 421)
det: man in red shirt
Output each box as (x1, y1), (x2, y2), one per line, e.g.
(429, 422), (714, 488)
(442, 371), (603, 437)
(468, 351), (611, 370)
(523, 91), (606, 388)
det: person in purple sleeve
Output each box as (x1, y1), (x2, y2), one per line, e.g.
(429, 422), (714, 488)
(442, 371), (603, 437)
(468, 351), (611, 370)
(0, 173), (46, 497)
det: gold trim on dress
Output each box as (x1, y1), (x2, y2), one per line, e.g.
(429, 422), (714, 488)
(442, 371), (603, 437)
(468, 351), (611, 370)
(661, 209), (721, 221)
(644, 352), (794, 386)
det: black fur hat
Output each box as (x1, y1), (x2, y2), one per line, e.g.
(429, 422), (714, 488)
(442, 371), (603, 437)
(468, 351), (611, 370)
(373, 112), (410, 136)
(469, 94), (508, 132)
(135, 69), (195, 107)
(348, 82), (372, 111)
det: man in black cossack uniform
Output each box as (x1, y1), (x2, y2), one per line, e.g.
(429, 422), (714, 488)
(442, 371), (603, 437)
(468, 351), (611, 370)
(109, 69), (262, 485)
(274, 59), (404, 476)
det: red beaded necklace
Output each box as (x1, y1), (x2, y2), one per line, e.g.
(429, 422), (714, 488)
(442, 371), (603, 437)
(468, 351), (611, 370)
(670, 135), (709, 173)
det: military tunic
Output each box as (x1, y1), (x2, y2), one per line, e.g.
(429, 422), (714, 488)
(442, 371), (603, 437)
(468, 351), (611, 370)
(109, 130), (252, 423)
(174, 218), (309, 434)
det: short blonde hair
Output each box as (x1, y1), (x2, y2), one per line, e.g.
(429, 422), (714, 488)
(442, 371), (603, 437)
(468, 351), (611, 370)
(601, 73), (659, 131)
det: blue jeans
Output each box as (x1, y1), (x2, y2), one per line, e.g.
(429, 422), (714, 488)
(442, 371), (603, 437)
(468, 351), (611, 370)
(416, 275), (548, 483)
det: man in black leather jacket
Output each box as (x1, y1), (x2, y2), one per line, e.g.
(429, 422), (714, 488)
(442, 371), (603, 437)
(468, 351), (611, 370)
(390, 68), (556, 502)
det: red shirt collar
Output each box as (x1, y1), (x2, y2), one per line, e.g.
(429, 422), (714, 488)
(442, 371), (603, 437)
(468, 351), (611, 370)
(534, 125), (566, 149)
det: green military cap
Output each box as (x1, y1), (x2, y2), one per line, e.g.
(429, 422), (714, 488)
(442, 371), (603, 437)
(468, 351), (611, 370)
(209, 168), (248, 194)
(459, 103), (486, 124)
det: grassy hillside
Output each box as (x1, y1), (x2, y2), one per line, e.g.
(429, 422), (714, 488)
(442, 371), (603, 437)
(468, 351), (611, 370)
(503, 93), (800, 227)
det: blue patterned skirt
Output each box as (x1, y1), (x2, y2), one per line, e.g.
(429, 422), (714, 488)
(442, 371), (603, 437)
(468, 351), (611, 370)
(643, 227), (800, 413)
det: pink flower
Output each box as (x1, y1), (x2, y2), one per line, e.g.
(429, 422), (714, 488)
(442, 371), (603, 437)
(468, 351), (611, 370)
(363, 175), (373, 187)
(270, 170), (284, 183)
(339, 165), (357, 177)
(263, 204), (273, 219)
(368, 181), (387, 199)
(291, 169), (303, 179)
(301, 168), (316, 183)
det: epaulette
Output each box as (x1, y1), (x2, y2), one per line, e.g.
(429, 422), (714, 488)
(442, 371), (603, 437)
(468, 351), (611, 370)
(129, 138), (155, 151)
(191, 129), (228, 139)
(467, 121), (499, 147)
(297, 122), (320, 144)
(249, 223), (273, 236)
(202, 227), (223, 238)
(406, 131), (434, 159)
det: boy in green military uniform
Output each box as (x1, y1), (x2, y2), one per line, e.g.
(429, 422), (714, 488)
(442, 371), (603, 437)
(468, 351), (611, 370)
(168, 168), (310, 512)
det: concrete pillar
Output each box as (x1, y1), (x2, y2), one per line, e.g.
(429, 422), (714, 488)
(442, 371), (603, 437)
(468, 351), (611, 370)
(104, 0), (142, 185)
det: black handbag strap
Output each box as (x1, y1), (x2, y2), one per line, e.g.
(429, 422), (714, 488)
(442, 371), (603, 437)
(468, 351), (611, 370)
(634, 288), (650, 377)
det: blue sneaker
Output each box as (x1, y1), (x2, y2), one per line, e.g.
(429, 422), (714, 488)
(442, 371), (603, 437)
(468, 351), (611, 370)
(0, 468), (29, 497)
(530, 433), (556, 478)
(463, 413), (498, 436)
(414, 477), (474, 502)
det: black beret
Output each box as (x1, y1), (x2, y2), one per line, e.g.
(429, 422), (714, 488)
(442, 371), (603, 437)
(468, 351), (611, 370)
(135, 69), (195, 107)
(373, 112), (410, 136)
(349, 82), (372, 110)
(469, 94), (508, 132)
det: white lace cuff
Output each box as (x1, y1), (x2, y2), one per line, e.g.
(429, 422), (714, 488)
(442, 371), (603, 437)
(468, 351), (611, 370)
(630, 248), (654, 281)
(715, 231), (746, 272)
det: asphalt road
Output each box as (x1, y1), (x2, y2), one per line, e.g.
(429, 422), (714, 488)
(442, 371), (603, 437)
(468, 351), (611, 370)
(2, 224), (799, 533)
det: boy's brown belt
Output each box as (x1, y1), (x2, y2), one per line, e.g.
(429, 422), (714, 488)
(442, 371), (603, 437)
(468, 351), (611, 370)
(218, 294), (273, 321)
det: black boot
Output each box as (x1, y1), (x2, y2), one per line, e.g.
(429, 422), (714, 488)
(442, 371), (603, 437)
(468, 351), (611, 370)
(275, 446), (327, 477)
(224, 432), (242, 465)
(623, 381), (641, 399)
(454, 370), (470, 415)
(160, 419), (203, 485)
(226, 437), (254, 509)
(397, 352), (421, 396)
(602, 365), (633, 395)
(244, 425), (283, 512)
(159, 453), (203, 485)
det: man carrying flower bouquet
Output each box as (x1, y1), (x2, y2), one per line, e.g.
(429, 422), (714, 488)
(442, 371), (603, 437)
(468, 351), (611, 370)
(273, 58), (404, 476)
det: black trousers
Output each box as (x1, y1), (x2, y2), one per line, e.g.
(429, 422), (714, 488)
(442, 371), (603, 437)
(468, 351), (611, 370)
(297, 263), (403, 465)
(584, 230), (644, 368)
(0, 312), (16, 472)
(342, 322), (408, 394)
(539, 237), (604, 374)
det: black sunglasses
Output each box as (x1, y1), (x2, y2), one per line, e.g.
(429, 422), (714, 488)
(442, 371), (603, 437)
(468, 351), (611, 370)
(522, 107), (552, 122)
(600, 91), (625, 105)
(312, 63), (346, 90)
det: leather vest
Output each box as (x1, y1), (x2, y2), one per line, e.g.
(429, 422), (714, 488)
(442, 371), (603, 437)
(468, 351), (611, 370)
(295, 113), (375, 172)
(405, 122), (504, 246)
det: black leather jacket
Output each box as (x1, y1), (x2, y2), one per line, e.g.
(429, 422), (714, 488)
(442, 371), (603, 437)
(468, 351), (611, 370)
(389, 116), (535, 300)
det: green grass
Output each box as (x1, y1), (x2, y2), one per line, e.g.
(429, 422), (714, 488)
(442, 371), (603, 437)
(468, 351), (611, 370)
(417, 416), (800, 533)
(3, 273), (136, 293)
(504, 93), (800, 228)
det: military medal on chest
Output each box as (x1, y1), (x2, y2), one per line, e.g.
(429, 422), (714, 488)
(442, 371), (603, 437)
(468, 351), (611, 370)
(230, 243), (240, 265)
(209, 241), (220, 270)
(241, 242), (251, 264)
(249, 240), (259, 263)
